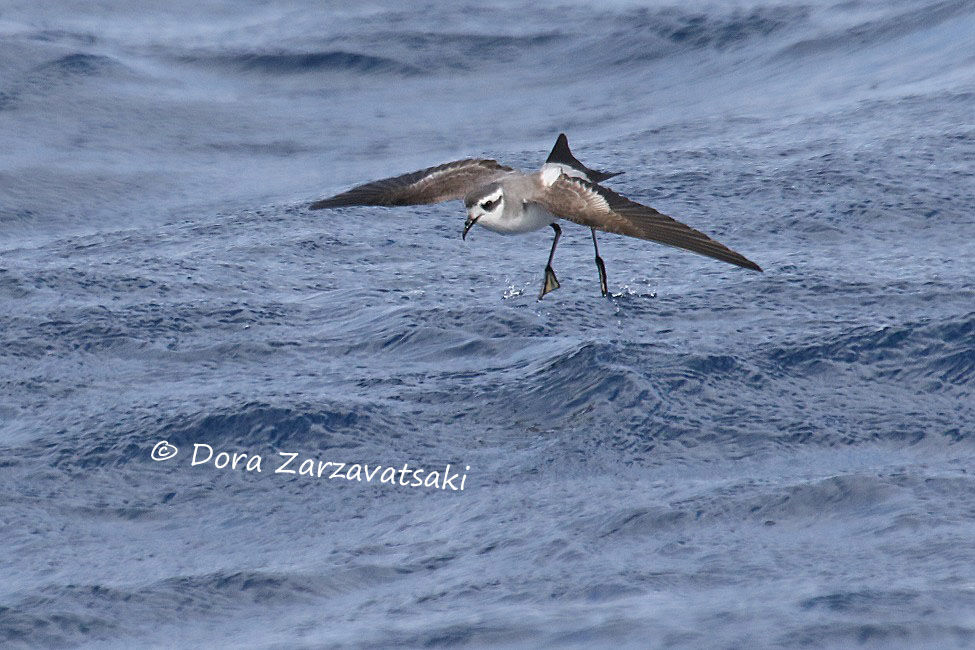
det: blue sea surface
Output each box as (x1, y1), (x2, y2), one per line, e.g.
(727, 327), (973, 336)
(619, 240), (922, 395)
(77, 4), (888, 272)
(1, 0), (974, 647)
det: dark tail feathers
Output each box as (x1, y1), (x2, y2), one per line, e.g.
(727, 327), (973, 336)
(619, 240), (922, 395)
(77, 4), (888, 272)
(545, 133), (621, 183)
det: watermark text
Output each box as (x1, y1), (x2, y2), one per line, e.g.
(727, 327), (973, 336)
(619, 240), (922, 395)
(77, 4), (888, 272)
(151, 441), (470, 491)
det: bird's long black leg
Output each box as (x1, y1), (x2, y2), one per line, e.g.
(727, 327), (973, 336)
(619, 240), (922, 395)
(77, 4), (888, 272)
(591, 228), (608, 296)
(538, 223), (562, 300)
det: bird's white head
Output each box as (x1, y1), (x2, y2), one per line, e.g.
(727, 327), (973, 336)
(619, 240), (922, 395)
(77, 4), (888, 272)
(463, 185), (504, 240)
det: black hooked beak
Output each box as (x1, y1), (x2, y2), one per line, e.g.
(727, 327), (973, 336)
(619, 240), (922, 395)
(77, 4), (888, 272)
(462, 214), (480, 240)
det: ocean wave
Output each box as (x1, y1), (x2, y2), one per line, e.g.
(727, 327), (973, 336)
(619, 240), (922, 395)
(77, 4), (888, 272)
(347, 30), (563, 72)
(390, 30), (560, 55)
(1, 295), (304, 359)
(504, 341), (658, 415)
(158, 402), (387, 450)
(785, 621), (973, 647)
(177, 49), (422, 76)
(32, 53), (123, 77)
(588, 4), (809, 67)
(165, 5), (814, 79)
(779, 0), (975, 58)
(592, 473), (900, 541)
(0, 570), (324, 647)
(370, 6), (811, 71)
(765, 314), (975, 391)
(0, 606), (116, 648)
(32, 399), (399, 472)
(0, 52), (133, 111)
(800, 589), (920, 613)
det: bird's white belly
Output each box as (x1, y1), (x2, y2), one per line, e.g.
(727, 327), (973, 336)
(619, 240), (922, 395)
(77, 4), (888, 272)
(478, 202), (557, 234)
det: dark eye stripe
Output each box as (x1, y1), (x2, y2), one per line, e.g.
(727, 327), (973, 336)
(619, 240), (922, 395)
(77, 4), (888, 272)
(481, 198), (500, 211)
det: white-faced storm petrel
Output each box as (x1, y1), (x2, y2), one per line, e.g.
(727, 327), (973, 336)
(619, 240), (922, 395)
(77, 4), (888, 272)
(310, 134), (762, 299)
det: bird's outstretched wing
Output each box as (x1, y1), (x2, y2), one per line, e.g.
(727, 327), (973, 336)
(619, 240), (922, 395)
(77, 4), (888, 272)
(310, 159), (514, 209)
(535, 175), (763, 272)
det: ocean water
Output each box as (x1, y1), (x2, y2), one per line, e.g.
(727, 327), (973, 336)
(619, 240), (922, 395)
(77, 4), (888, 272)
(1, 0), (974, 647)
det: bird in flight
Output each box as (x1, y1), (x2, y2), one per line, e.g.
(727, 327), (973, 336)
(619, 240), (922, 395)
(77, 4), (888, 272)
(310, 134), (762, 299)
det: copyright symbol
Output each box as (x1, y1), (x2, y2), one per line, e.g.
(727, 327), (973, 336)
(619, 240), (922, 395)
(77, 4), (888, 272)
(151, 440), (179, 462)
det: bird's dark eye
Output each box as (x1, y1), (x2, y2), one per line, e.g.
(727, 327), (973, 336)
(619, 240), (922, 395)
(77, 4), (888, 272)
(480, 198), (500, 211)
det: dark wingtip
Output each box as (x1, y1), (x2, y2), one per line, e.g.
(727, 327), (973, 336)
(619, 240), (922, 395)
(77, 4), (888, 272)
(741, 258), (763, 272)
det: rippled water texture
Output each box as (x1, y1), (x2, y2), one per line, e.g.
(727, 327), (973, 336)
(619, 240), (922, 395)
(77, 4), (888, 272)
(2, 0), (974, 647)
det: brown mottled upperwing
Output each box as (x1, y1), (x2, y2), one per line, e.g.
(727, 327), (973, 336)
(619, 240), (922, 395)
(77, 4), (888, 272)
(309, 159), (514, 209)
(537, 175), (762, 272)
